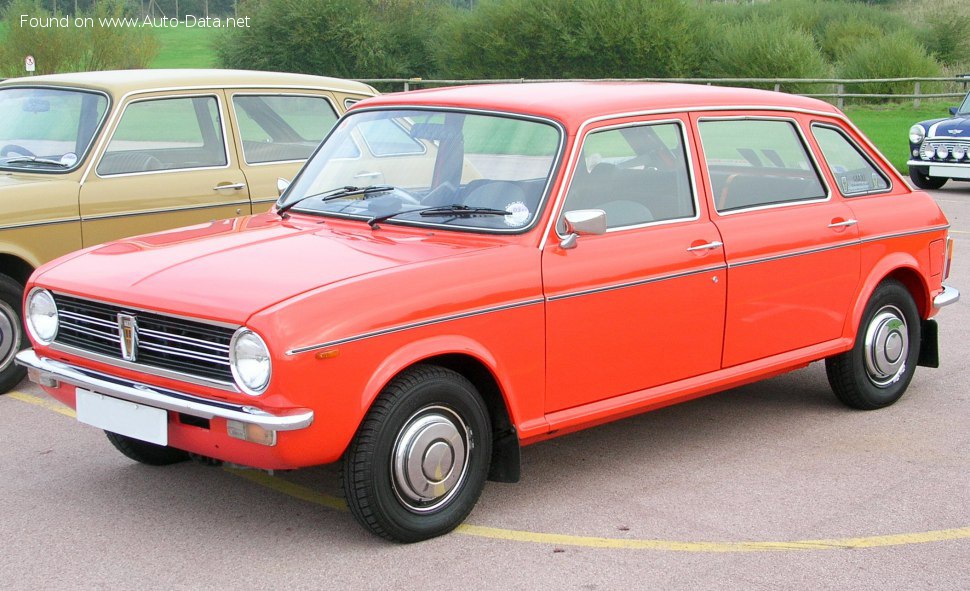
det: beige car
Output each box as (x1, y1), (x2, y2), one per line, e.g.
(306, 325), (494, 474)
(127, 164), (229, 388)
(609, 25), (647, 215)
(0, 69), (377, 392)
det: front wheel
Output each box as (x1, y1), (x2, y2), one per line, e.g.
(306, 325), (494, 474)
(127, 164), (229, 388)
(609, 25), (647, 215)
(343, 365), (492, 542)
(826, 280), (921, 410)
(908, 166), (947, 190)
(0, 274), (27, 394)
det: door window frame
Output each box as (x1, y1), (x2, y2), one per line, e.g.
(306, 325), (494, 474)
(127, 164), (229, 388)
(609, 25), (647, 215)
(95, 93), (232, 179)
(810, 122), (893, 197)
(230, 92), (340, 166)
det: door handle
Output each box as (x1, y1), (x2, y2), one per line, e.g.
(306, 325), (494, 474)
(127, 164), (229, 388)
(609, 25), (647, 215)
(828, 219), (858, 228)
(214, 182), (247, 191)
(687, 241), (724, 252)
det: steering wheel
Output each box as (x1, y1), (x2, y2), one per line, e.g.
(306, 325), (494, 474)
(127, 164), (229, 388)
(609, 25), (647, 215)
(0, 144), (35, 158)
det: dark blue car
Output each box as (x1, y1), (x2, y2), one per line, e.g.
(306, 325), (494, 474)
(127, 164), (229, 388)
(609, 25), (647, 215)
(908, 91), (970, 189)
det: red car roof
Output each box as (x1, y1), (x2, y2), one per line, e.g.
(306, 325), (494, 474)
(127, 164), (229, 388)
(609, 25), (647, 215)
(357, 82), (842, 129)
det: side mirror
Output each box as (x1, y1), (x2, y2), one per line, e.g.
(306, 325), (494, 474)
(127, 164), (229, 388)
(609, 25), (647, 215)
(560, 209), (607, 250)
(950, 107), (959, 116)
(277, 178), (290, 196)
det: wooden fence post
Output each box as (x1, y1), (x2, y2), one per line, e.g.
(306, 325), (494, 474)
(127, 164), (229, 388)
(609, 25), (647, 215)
(914, 82), (921, 108)
(837, 84), (844, 110)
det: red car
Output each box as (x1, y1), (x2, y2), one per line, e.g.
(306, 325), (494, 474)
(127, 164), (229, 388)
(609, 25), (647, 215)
(17, 83), (959, 542)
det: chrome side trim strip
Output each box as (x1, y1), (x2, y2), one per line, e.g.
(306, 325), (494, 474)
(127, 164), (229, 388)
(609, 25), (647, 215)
(546, 264), (726, 302)
(80, 199), (251, 222)
(728, 240), (860, 269)
(48, 342), (239, 393)
(933, 284), (960, 309)
(15, 350), (312, 431)
(860, 225), (950, 244)
(0, 217), (79, 232)
(287, 298), (545, 356)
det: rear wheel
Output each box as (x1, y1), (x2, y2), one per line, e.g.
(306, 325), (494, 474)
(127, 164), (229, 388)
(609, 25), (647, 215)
(908, 166), (947, 190)
(0, 274), (27, 394)
(105, 431), (189, 466)
(343, 365), (492, 542)
(826, 280), (921, 410)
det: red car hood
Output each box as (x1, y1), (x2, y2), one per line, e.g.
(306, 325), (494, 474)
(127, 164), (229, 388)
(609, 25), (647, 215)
(35, 213), (497, 324)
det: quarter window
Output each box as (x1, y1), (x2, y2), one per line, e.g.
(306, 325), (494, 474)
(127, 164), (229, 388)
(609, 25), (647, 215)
(812, 125), (889, 195)
(233, 95), (338, 164)
(699, 119), (826, 212)
(561, 122), (695, 230)
(98, 96), (227, 176)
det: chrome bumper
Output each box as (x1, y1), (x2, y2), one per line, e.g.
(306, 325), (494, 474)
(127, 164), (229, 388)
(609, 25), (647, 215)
(15, 350), (313, 431)
(933, 284), (960, 310)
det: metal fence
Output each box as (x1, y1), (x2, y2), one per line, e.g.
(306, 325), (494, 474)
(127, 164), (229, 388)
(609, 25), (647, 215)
(357, 76), (970, 109)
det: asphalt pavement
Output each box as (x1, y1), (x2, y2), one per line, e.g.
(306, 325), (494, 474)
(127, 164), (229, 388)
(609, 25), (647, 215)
(1, 186), (968, 590)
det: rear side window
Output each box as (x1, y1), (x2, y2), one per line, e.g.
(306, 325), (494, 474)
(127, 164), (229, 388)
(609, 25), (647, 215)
(699, 119), (826, 212)
(812, 124), (890, 195)
(233, 95), (339, 164)
(98, 96), (227, 176)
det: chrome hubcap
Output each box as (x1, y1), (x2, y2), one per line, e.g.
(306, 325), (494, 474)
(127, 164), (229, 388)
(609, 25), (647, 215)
(863, 305), (909, 388)
(0, 299), (20, 373)
(392, 406), (469, 513)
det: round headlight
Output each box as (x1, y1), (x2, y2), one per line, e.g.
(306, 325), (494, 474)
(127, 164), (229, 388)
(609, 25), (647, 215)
(936, 145), (950, 160)
(909, 124), (925, 145)
(230, 328), (272, 396)
(920, 144), (935, 160)
(953, 145), (967, 160)
(26, 288), (58, 345)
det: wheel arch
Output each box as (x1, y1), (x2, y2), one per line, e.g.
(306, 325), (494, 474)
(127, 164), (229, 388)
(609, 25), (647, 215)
(0, 252), (35, 287)
(359, 337), (522, 483)
(847, 254), (930, 340)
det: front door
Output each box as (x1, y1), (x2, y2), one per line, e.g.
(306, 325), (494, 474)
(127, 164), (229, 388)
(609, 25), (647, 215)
(543, 117), (726, 413)
(79, 91), (250, 246)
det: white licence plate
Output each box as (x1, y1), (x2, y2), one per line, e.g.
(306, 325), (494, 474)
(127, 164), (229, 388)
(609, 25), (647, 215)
(75, 389), (168, 446)
(929, 165), (970, 180)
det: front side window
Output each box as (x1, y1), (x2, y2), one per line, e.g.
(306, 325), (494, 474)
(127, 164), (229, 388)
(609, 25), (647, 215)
(98, 96), (227, 176)
(0, 87), (108, 172)
(279, 109), (562, 232)
(560, 121), (695, 231)
(233, 95), (338, 164)
(699, 119), (826, 212)
(812, 125), (889, 195)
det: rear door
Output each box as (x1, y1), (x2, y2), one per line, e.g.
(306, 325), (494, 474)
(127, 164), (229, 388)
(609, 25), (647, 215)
(692, 113), (862, 367)
(227, 91), (342, 211)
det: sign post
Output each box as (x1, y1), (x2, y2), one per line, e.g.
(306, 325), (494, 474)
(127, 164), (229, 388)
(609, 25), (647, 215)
(25, 55), (35, 75)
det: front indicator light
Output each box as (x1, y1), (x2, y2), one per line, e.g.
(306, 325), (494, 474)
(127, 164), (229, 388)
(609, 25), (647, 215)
(227, 420), (277, 446)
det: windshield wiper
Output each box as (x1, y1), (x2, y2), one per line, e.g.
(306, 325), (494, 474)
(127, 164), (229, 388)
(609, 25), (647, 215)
(1, 156), (71, 168)
(367, 204), (510, 229)
(277, 185), (395, 217)
(419, 204), (510, 218)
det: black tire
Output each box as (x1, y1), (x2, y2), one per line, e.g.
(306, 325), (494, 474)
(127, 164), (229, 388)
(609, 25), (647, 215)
(908, 166), (947, 190)
(105, 431), (190, 466)
(0, 274), (28, 394)
(826, 280), (921, 410)
(343, 365), (492, 543)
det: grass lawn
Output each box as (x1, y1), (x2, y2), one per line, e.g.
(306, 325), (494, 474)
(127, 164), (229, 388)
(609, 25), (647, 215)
(843, 101), (960, 174)
(151, 26), (220, 69)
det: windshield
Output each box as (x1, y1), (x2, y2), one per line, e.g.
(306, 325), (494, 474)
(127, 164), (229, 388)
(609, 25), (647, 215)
(0, 87), (109, 172)
(960, 92), (970, 115)
(278, 108), (562, 231)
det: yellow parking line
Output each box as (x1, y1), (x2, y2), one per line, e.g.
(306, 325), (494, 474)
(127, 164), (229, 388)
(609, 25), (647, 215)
(7, 391), (76, 418)
(14, 391), (970, 551)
